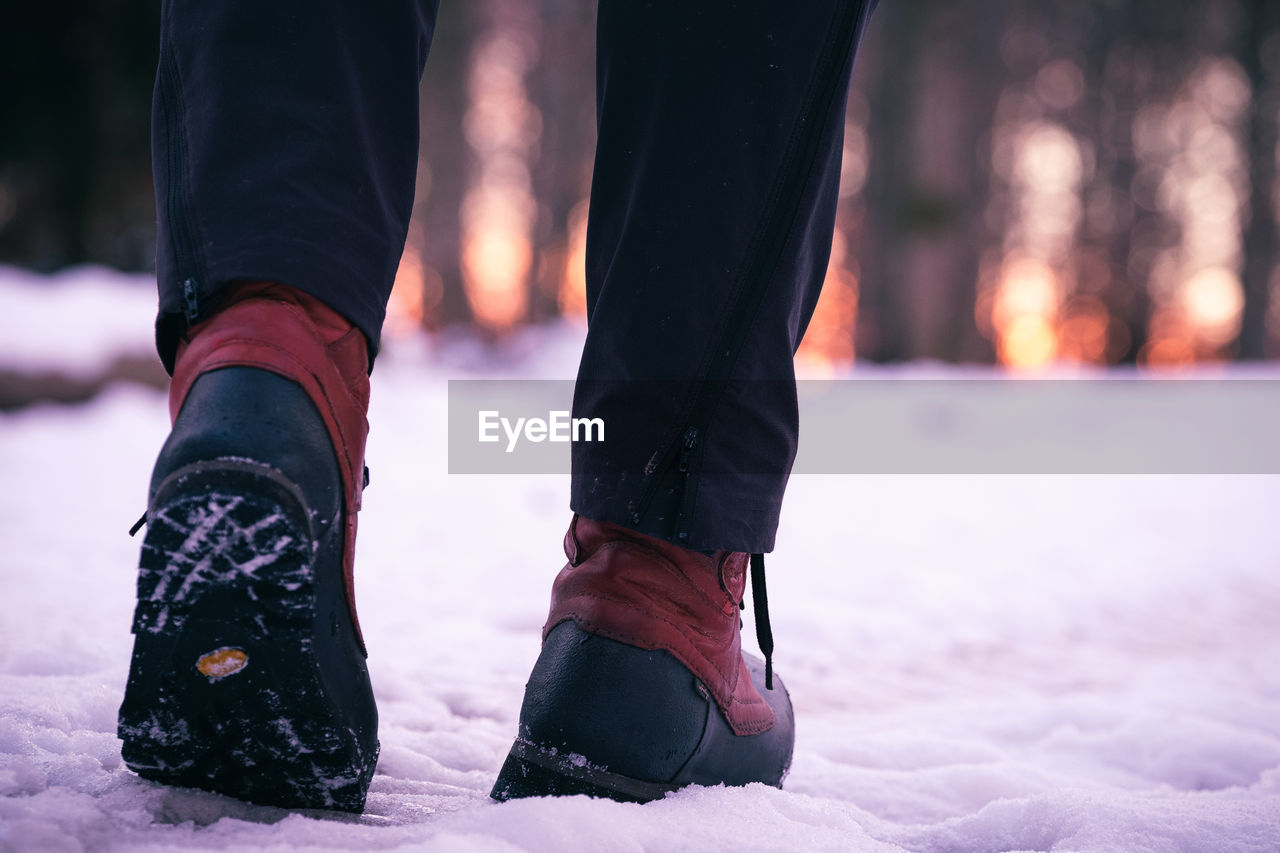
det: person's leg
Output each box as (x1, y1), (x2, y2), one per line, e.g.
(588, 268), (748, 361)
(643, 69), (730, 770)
(150, 0), (435, 371)
(571, 0), (876, 553)
(493, 0), (877, 801)
(119, 0), (436, 813)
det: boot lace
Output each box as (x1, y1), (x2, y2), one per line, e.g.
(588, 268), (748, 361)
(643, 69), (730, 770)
(750, 552), (774, 690)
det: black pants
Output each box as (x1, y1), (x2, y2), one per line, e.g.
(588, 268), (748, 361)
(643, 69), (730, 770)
(154, 0), (876, 553)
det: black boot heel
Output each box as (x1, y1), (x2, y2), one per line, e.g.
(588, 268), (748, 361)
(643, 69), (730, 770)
(118, 459), (378, 812)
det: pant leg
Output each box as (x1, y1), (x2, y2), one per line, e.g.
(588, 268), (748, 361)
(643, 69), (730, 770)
(571, 0), (877, 553)
(152, 0), (438, 372)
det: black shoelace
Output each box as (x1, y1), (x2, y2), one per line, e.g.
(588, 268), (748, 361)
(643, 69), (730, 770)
(750, 552), (774, 690)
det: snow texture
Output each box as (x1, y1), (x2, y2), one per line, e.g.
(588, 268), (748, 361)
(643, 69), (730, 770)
(2, 267), (1279, 852)
(0, 266), (158, 376)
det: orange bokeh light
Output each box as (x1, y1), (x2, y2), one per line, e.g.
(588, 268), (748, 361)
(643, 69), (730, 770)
(796, 230), (858, 376)
(461, 223), (531, 332)
(386, 245), (426, 339)
(558, 199), (589, 324)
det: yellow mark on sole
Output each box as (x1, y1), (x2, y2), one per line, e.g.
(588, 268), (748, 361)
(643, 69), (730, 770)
(196, 647), (249, 680)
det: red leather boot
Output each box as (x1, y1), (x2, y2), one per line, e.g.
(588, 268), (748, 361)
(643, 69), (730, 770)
(491, 515), (794, 802)
(117, 282), (378, 812)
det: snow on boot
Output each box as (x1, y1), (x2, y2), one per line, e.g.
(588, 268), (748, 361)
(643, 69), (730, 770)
(491, 515), (794, 802)
(117, 282), (378, 813)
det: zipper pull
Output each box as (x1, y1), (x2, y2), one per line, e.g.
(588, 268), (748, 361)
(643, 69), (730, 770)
(677, 427), (698, 473)
(182, 277), (200, 322)
(674, 427), (699, 543)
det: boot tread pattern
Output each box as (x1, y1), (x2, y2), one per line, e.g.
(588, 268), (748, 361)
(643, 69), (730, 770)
(118, 463), (377, 812)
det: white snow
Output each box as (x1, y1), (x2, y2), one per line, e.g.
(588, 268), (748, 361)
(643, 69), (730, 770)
(2, 266), (1279, 852)
(0, 266), (158, 376)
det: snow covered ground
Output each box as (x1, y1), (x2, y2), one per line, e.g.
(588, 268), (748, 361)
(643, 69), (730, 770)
(2, 267), (1279, 852)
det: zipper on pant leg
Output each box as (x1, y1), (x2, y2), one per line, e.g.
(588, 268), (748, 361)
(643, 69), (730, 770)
(672, 428), (699, 543)
(157, 39), (205, 322)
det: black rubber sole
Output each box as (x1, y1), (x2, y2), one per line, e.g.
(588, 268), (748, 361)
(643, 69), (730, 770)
(491, 739), (678, 803)
(489, 622), (795, 804)
(118, 460), (378, 813)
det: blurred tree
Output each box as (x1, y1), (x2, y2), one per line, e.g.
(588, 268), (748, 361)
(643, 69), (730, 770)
(1063, 0), (1154, 364)
(0, 0), (160, 271)
(856, 0), (922, 362)
(526, 0), (596, 323)
(1105, 0), (1206, 363)
(1088, 2), (1150, 363)
(415, 1), (476, 329)
(1237, 0), (1280, 359)
(857, 0), (1002, 363)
